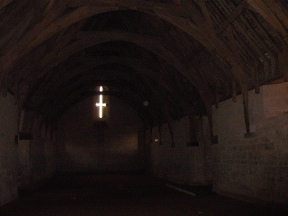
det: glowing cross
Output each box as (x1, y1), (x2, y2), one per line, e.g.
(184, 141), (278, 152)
(96, 86), (106, 118)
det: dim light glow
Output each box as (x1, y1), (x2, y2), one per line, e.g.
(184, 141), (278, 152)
(96, 86), (106, 118)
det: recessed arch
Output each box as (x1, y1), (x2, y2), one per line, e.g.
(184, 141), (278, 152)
(20, 31), (211, 116)
(37, 70), (168, 126)
(29, 57), (180, 103)
(30, 65), (185, 118)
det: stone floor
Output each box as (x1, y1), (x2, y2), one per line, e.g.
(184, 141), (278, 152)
(0, 173), (287, 216)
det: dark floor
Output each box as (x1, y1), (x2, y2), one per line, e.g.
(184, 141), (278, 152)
(0, 173), (287, 216)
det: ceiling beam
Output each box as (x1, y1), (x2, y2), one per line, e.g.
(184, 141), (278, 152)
(27, 60), (191, 118)
(31, 57), (174, 97)
(216, 1), (247, 35)
(247, 0), (288, 45)
(0, 0), (13, 10)
(37, 75), (164, 123)
(67, 0), (190, 17)
(18, 30), (207, 107)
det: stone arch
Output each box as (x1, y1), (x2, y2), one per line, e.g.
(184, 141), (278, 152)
(31, 57), (182, 105)
(1, 6), (244, 89)
(26, 31), (211, 110)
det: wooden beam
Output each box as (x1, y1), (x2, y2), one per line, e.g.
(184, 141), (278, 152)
(0, 10), (34, 54)
(243, 87), (250, 134)
(156, 11), (247, 91)
(158, 63), (192, 115)
(157, 125), (163, 145)
(67, 0), (190, 17)
(217, 1), (247, 34)
(246, 10), (280, 53)
(180, 0), (205, 25)
(168, 121), (175, 147)
(232, 20), (269, 74)
(20, 30), (207, 110)
(0, 1), (28, 29)
(38, 72), (173, 126)
(38, 79), (139, 107)
(0, 0), (251, 125)
(188, 115), (198, 144)
(232, 78), (237, 102)
(0, 1), (241, 104)
(279, 48), (288, 81)
(254, 61), (260, 93)
(28, 31), (162, 81)
(227, 25), (251, 133)
(0, 5), (114, 87)
(198, 0), (214, 31)
(44, 0), (57, 15)
(247, 0), (288, 44)
(0, 0), (13, 10)
(28, 57), (179, 106)
(26, 55), (193, 112)
(262, 0), (288, 35)
(226, 26), (246, 78)
(207, 1), (226, 27)
(239, 14), (276, 61)
(171, 0), (181, 5)
(214, 86), (219, 108)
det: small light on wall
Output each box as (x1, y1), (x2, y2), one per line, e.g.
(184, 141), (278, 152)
(143, 101), (149, 107)
(154, 138), (159, 142)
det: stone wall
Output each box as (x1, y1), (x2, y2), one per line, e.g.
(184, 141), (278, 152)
(16, 115), (57, 191)
(0, 93), (57, 206)
(149, 116), (212, 185)
(212, 83), (288, 204)
(26, 119), (56, 188)
(0, 94), (18, 206)
(56, 96), (145, 172)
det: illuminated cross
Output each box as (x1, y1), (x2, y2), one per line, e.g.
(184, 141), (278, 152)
(96, 86), (106, 118)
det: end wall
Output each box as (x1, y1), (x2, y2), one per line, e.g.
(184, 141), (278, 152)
(56, 96), (145, 172)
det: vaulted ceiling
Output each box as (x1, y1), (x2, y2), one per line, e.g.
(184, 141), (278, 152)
(0, 0), (288, 131)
